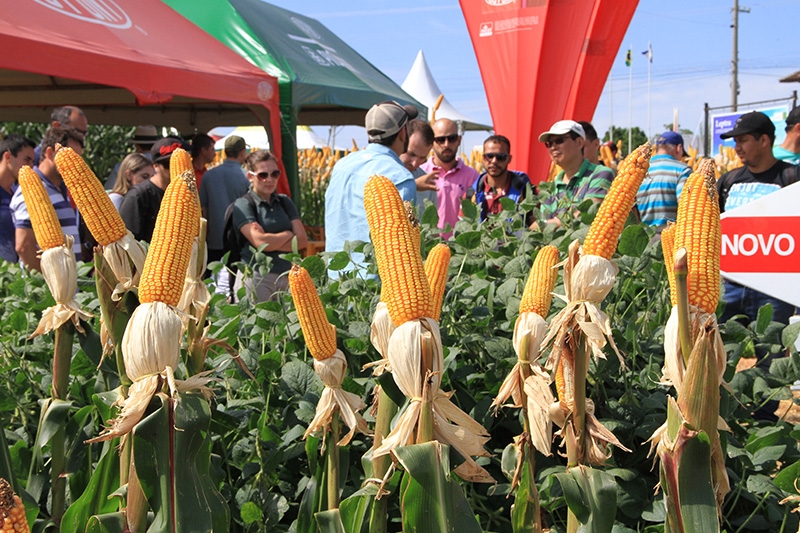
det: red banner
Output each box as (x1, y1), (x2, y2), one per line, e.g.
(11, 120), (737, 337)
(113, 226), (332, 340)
(720, 216), (800, 273)
(460, 0), (639, 184)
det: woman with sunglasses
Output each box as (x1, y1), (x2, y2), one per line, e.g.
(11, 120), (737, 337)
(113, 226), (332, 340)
(229, 149), (307, 302)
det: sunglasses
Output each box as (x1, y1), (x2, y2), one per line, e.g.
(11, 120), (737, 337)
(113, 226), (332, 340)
(252, 170), (281, 180)
(434, 134), (459, 144)
(483, 152), (509, 162)
(544, 135), (572, 148)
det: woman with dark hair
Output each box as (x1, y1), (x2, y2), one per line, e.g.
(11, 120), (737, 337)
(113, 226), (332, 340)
(230, 149), (307, 301)
(108, 153), (153, 211)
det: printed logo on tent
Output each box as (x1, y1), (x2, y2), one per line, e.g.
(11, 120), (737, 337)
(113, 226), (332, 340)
(479, 22), (493, 37)
(257, 81), (274, 102)
(32, 0), (131, 29)
(291, 17), (322, 41)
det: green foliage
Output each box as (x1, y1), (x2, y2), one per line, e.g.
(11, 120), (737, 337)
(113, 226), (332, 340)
(602, 126), (649, 156)
(0, 196), (799, 532)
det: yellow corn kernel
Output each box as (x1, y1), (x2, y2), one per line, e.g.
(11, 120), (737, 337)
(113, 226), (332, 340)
(554, 359), (566, 404)
(674, 158), (720, 314)
(0, 478), (30, 533)
(519, 245), (559, 317)
(661, 222), (677, 307)
(138, 170), (200, 306)
(17, 166), (63, 251)
(54, 146), (127, 246)
(424, 244), (451, 322)
(289, 265), (337, 360)
(583, 143), (652, 259)
(169, 148), (193, 182)
(364, 174), (433, 326)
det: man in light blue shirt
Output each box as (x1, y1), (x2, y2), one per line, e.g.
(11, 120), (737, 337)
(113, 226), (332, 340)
(325, 101), (419, 274)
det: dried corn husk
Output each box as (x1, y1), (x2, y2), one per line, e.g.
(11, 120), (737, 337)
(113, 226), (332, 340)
(366, 301), (395, 375)
(87, 301), (212, 443)
(30, 235), (92, 337)
(305, 350), (370, 446)
(372, 319), (493, 483)
(102, 232), (146, 300)
(177, 229), (211, 325)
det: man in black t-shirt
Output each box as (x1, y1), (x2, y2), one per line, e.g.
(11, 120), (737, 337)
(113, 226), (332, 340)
(716, 111), (799, 324)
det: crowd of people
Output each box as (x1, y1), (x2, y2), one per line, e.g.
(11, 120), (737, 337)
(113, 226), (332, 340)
(323, 101), (800, 324)
(0, 106), (304, 303)
(1, 102), (797, 318)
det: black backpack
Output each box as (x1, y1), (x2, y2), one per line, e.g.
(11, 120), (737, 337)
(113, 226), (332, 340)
(221, 193), (256, 267)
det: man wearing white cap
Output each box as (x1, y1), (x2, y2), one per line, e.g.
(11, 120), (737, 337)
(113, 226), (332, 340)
(324, 101), (418, 273)
(538, 120), (614, 224)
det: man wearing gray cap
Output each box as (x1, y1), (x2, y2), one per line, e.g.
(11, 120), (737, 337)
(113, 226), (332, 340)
(324, 101), (418, 273)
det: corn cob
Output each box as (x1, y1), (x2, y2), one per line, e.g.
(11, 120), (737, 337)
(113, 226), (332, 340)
(169, 148), (193, 181)
(583, 143), (651, 259)
(0, 478), (29, 533)
(17, 166), (63, 250)
(519, 245), (559, 317)
(138, 170), (200, 306)
(674, 158), (720, 314)
(364, 174), (433, 325)
(424, 244), (451, 322)
(661, 222), (677, 307)
(54, 146), (127, 246)
(289, 265), (337, 360)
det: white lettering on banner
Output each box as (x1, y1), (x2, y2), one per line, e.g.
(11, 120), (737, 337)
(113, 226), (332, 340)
(494, 16), (539, 32)
(721, 233), (795, 257)
(485, 0), (515, 5)
(32, 0), (131, 28)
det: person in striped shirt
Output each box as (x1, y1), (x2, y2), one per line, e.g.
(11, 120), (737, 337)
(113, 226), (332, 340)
(635, 131), (691, 229)
(538, 120), (614, 224)
(11, 126), (84, 271)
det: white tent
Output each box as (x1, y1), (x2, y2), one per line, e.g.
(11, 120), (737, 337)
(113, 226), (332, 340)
(401, 50), (492, 131)
(212, 125), (342, 151)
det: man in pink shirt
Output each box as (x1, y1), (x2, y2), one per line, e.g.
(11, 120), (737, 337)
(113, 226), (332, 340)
(420, 118), (479, 236)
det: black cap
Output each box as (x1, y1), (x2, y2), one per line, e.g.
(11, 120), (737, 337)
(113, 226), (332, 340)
(151, 136), (189, 165)
(786, 107), (800, 128)
(720, 111), (775, 140)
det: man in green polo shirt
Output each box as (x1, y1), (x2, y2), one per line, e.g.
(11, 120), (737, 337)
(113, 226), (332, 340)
(538, 120), (614, 225)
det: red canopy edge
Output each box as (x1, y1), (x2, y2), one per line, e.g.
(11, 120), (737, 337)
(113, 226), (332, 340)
(0, 0), (285, 191)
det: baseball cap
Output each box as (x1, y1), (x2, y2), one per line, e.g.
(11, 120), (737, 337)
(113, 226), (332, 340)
(224, 135), (248, 153)
(785, 106), (800, 128)
(655, 131), (686, 156)
(720, 111), (775, 140)
(538, 120), (586, 142)
(151, 136), (189, 165)
(128, 125), (159, 145)
(365, 101), (419, 142)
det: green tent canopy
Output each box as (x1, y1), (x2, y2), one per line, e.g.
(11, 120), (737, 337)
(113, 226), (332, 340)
(164, 0), (425, 202)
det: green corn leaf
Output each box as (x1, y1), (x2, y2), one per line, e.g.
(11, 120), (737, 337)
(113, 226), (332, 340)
(315, 509), (346, 533)
(394, 442), (482, 533)
(675, 431), (719, 533)
(339, 485), (377, 533)
(84, 512), (127, 533)
(510, 444), (540, 533)
(60, 440), (121, 533)
(552, 465), (617, 533)
(132, 392), (229, 533)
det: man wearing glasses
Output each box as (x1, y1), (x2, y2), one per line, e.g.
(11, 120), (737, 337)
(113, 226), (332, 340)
(472, 135), (532, 224)
(538, 120), (614, 225)
(420, 118), (479, 236)
(33, 106), (88, 167)
(325, 101), (419, 273)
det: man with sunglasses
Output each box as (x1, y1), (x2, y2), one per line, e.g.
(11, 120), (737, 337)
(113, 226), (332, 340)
(420, 118), (479, 236)
(325, 101), (419, 273)
(473, 135), (532, 224)
(773, 106), (800, 164)
(538, 120), (614, 225)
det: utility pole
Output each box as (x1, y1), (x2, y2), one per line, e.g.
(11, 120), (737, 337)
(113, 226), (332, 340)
(731, 0), (750, 111)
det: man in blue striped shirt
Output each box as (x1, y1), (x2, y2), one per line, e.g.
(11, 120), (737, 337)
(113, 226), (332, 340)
(11, 127), (84, 271)
(635, 131), (691, 229)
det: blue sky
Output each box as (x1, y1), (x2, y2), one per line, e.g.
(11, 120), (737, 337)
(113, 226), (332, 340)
(267, 0), (799, 154)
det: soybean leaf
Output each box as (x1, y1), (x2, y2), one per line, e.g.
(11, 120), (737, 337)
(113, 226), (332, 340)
(756, 304), (773, 335)
(618, 225), (649, 258)
(455, 231), (482, 251)
(328, 252), (352, 272)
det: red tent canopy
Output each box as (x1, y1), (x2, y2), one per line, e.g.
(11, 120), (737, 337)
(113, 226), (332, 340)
(0, 0), (284, 187)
